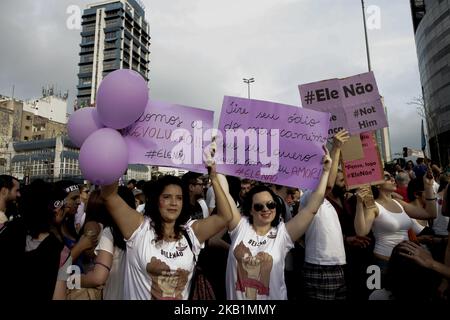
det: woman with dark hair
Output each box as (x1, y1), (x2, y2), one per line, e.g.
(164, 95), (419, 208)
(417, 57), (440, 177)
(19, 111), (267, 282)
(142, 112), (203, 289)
(80, 187), (135, 299)
(20, 181), (71, 300)
(101, 164), (232, 300)
(223, 147), (332, 300)
(355, 171), (437, 274)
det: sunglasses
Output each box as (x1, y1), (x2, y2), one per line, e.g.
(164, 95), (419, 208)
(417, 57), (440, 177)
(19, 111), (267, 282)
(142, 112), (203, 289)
(253, 201), (277, 212)
(384, 174), (394, 181)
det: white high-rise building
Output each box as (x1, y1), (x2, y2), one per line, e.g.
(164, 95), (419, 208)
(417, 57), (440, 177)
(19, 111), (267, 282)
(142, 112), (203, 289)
(76, 0), (150, 110)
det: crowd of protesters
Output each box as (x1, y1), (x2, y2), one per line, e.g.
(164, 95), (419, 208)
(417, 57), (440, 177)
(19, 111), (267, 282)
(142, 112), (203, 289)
(1, 131), (449, 301)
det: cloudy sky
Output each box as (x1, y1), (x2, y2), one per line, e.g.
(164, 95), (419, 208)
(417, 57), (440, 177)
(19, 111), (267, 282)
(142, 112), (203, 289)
(0, 0), (424, 157)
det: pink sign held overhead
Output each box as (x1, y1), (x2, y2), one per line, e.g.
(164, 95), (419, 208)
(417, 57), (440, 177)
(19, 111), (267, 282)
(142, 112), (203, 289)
(299, 71), (388, 137)
(216, 96), (330, 190)
(122, 99), (214, 174)
(341, 131), (385, 190)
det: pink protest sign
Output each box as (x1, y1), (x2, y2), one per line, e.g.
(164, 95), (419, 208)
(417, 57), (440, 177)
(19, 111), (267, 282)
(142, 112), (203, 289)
(341, 131), (385, 190)
(122, 99), (214, 174)
(299, 71), (388, 136)
(216, 96), (330, 189)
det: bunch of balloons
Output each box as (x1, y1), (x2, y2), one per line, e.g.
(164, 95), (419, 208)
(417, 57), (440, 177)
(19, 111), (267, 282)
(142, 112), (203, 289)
(68, 69), (148, 185)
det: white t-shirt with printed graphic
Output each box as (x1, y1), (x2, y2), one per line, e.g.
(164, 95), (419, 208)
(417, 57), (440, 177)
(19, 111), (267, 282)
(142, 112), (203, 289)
(226, 217), (294, 300)
(124, 217), (203, 300)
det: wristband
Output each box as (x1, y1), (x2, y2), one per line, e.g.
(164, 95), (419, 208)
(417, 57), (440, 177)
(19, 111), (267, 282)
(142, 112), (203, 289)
(425, 198), (437, 201)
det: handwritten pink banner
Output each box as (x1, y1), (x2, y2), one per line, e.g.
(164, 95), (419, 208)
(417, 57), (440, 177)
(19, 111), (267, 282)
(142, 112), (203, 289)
(216, 96), (330, 189)
(122, 99), (214, 174)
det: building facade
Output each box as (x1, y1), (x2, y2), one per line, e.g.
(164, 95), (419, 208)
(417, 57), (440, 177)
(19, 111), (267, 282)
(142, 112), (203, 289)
(9, 136), (81, 182)
(76, 0), (150, 109)
(1, 135), (152, 183)
(0, 94), (67, 143)
(411, 0), (450, 166)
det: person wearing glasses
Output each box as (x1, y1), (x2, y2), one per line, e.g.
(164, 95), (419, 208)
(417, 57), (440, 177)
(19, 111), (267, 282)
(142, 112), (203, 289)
(181, 172), (209, 220)
(222, 146), (332, 300)
(355, 170), (437, 276)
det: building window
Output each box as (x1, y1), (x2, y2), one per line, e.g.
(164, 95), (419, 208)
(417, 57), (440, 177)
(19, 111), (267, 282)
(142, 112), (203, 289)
(80, 55), (94, 63)
(79, 65), (93, 73)
(104, 51), (117, 60)
(78, 88), (91, 96)
(83, 35), (95, 43)
(81, 46), (94, 53)
(105, 42), (117, 50)
(79, 77), (92, 86)
(105, 32), (117, 40)
(83, 24), (96, 32)
(103, 61), (118, 70)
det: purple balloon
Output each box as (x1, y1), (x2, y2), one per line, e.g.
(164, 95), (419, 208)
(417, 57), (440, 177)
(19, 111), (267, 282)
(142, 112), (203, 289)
(96, 69), (148, 129)
(79, 128), (129, 185)
(67, 107), (104, 147)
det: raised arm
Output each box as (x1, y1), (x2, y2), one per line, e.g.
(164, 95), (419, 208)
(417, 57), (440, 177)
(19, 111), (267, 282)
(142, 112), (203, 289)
(81, 250), (112, 288)
(191, 164), (233, 243)
(327, 130), (349, 191)
(286, 145), (332, 241)
(354, 186), (378, 236)
(397, 174), (437, 220)
(101, 183), (143, 240)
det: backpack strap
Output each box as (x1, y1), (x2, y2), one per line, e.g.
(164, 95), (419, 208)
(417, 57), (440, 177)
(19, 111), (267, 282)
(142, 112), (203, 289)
(182, 229), (197, 263)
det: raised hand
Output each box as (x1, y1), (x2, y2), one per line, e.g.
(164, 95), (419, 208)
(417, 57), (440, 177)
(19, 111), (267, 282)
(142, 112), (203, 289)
(333, 129), (350, 148)
(397, 240), (434, 269)
(322, 145), (332, 172)
(355, 186), (370, 203)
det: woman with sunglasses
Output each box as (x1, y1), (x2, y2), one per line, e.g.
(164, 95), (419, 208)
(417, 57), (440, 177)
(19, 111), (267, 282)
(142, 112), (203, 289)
(221, 146), (332, 300)
(355, 171), (437, 274)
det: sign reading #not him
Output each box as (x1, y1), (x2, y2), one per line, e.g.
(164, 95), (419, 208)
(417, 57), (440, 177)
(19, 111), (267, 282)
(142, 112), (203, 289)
(298, 71), (388, 137)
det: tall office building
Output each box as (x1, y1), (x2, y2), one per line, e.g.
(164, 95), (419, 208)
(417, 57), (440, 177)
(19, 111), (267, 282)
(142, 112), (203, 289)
(76, 0), (150, 110)
(410, 0), (450, 166)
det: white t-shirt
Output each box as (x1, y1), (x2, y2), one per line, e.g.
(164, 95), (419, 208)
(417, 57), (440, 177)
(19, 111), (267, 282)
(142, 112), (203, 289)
(206, 186), (216, 210)
(136, 203), (146, 214)
(124, 217), (202, 300)
(301, 192), (346, 265)
(226, 217), (294, 300)
(95, 227), (125, 300)
(198, 199), (209, 219)
(433, 181), (440, 195)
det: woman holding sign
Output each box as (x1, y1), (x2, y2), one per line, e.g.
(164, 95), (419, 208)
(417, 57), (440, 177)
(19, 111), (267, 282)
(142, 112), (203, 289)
(221, 146), (332, 300)
(354, 171), (437, 275)
(100, 163), (232, 300)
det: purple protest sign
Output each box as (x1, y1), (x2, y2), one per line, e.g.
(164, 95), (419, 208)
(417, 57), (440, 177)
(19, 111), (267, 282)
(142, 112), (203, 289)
(299, 71), (387, 136)
(345, 98), (388, 133)
(122, 99), (214, 174)
(216, 96), (330, 189)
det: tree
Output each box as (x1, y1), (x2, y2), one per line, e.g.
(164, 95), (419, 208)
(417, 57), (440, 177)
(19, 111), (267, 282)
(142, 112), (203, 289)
(407, 96), (442, 166)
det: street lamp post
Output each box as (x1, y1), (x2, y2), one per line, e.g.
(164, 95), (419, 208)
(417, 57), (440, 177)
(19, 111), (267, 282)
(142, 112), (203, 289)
(361, 0), (372, 72)
(243, 77), (255, 99)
